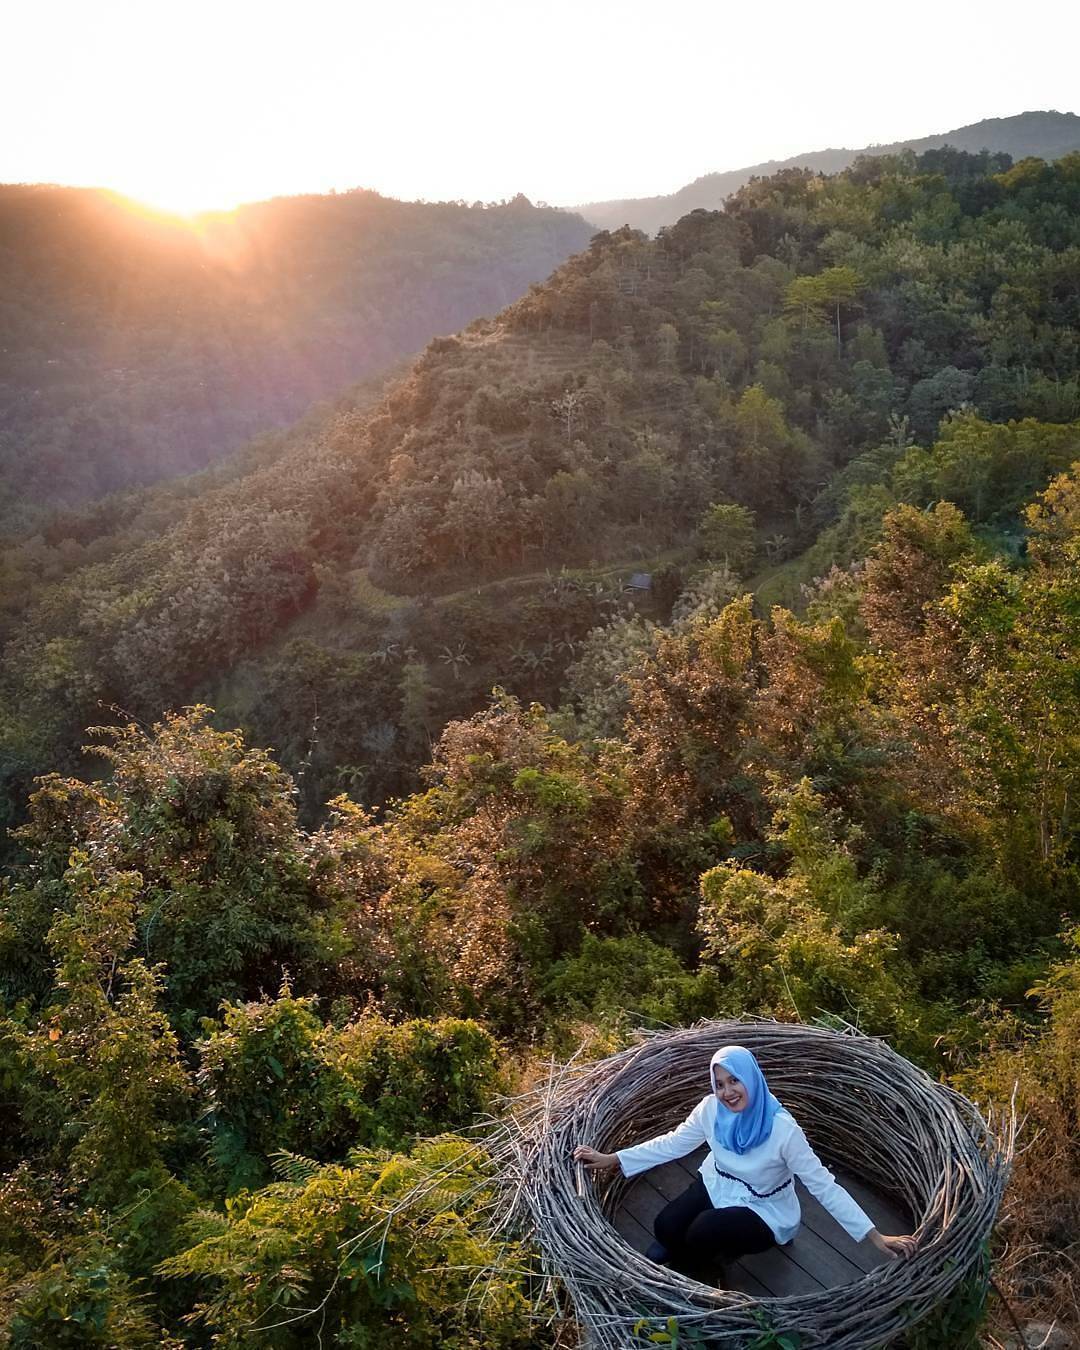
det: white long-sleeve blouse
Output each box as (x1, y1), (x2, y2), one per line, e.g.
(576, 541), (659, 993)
(615, 1095), (875, 1245)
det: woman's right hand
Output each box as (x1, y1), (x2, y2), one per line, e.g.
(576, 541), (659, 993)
(573, 1145), (620, 1171)
(868, 1229), (917, 1259)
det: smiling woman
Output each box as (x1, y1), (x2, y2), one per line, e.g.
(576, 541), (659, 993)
(573, 1043), (916, 1281)
(496, 1020), (1012, 1347)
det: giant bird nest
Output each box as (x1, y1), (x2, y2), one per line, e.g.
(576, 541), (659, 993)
(491, 1019), (1015, 1349)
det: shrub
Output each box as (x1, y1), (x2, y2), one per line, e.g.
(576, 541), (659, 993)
(543, 933), (721, 1030)
(159, 1137), (538, 1349)
(197, 993), (503, 1190)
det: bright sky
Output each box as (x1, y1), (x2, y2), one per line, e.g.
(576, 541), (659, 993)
(6, 0), (1079, 215)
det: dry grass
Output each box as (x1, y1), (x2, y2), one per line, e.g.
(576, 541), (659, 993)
(993, 1113), (1080, 1335)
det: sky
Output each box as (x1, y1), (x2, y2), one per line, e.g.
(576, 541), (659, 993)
(5, 0), (1080, 215)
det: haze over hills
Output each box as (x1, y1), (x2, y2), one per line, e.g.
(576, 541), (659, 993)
(0, 185), (592, 524)
(6, 111), (1075, 532)
(575, 110), (1080, 234)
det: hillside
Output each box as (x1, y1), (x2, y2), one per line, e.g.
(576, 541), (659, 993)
(2, 145), (1079, 831)
(0, 185), (592, 523)
(2, 146), (1080, 1347)
(575, 109), (1080, 233)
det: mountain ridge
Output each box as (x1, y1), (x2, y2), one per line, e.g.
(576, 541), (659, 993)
(574, 109), (1080, 233)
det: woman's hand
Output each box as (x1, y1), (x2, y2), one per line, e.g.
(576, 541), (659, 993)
(868, 1229), (917, 1259)
(573, 1145), (620, 1172)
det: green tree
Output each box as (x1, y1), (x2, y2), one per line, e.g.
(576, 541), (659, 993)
(697, 861), (920, 1049)
(196, 991), (502, 1191)
(1, 708), (330, 1029)
(817, 265), (863, 354)
(22, 853), (192, 1206)
(697, 502), (757, 573)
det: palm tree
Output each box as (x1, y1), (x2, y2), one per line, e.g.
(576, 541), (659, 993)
(438, 642), (472, 681)
(765, 533), (789, 563)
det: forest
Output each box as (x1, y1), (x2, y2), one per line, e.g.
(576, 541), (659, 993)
(1, 146), (1079, 1344)
(0, 185), (592, 524)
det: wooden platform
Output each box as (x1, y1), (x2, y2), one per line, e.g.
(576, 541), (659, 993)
(611, 1146), (911, 1298)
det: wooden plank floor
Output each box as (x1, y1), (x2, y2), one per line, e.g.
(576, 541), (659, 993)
(610, 1146), (911, 1297)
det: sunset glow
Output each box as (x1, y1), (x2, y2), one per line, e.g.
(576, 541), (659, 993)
(5, 0), (1079, 213)
(121, 181), (239, 219)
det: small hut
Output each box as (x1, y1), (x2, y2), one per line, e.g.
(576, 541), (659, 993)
(492, 1019), (1014, 1349)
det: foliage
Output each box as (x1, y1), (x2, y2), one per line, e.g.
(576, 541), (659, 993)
(3, 1237), (160, 1348)
(902, 1261), (989, 1349)
(671, 564), (741, 627)
(158, 1136), (538, 1349)
(632, 1314), (708, 1346)
(543, 933), (722, 1031)
(697, 861), (920, 1048)
(560, 614), (660, 739)
(17, 852), (192, 1206)
(197, 991), (503, 1190)
(697, 501), (757, 573)
(1, 707), (331, 1028)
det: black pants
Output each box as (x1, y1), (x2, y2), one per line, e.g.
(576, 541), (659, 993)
(654, 1177), (776, 1278)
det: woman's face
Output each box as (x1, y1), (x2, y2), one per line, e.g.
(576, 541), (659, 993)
(713, 1066), (749, 1113)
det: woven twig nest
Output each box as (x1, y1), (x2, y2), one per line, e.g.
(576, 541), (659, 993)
(492, 1019), (1014, 1348)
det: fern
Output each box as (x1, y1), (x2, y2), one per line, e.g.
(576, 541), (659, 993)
(269, 1149), (322, 1183)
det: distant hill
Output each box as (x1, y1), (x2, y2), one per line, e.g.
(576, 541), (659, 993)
(3, 146), (1079, 835)
(0, 186), (593, 522)
(575, 110), (1080, 234)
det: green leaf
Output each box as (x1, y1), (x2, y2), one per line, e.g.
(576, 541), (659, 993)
(266, 1054), (285, 1079)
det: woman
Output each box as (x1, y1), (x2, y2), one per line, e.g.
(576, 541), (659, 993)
(573, 1045), (916, 1279)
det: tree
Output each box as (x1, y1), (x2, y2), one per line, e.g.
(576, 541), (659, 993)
(195, 990), (503, 1188)
(654, 321), (680, 368)
(672, 565), (741, 626)
(704, 326), (746, 381)
(560, 615), (659, 738)
(21, 853), (192, 1206)
(551, 388), (585, 442)
(2, 707), (328, 1030)
(399, 660), (436, 762)
(818, 266), (863, 354)
(905, 367), (975, 443)
(442, 470), (511, 565)
(784, 274), (828, 335)
(697, 502), (757, 573)
(623, 596), (760, 832)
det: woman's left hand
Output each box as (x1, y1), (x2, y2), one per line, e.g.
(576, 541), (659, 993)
(868, 1230), (917, 1259)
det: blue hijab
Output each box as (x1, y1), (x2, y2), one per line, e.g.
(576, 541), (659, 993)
(710, 1045), (783, 1155)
